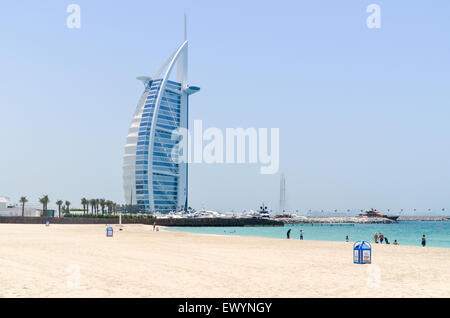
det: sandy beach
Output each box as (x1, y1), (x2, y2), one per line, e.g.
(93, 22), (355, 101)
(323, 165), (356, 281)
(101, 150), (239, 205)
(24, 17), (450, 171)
(0, 224), (449, 298)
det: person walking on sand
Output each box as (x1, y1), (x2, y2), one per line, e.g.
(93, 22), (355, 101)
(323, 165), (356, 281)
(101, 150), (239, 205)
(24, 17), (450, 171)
(287, 229), (291, 239)
(153, 222), (156, 231)
(421, 235), (426, 247)
(374, 233), (379, 244)
(299, 230), (304, 240)
(379, 233), (384, 244)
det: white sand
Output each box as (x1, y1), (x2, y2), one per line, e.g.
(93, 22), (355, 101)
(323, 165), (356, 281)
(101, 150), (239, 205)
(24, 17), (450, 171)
(0, 224), (449, 298)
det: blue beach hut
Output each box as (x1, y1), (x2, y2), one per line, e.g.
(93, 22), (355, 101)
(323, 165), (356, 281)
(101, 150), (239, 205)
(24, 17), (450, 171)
(353, 241), (371, 264)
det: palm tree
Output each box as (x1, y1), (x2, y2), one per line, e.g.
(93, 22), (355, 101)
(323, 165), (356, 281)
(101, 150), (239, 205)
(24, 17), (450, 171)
(99, 199), (106, 215)
(56, 200), (63, 218)
(81, 198), (88, 215)
(95, 199), (100, 215)
(106, 200), (113, 215)
(39, 195), (50, 216)
(90, 199), (96, 215)
(20, 197), (28, 217)
(65, 201), (71, 215)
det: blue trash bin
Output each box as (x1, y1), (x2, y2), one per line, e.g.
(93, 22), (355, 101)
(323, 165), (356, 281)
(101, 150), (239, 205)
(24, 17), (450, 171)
(106, 227), (114, 237)
(45, 221), (50, 227)
(353, 241), (371, 264)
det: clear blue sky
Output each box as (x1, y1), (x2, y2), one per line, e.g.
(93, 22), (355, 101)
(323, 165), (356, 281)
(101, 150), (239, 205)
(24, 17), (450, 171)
(0, 0), (449, 214)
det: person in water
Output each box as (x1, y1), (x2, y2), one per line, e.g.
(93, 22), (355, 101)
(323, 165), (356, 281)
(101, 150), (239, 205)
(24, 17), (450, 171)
(374, 233), (379, 244)
(379, 233), (384, 244)
(299, 230), (304, 240)
(393, 240), (399, 245)
(385, 237), (390, 244)
(287, 229), (291, 239)
(421, 235), (426, 247)
(345, 235), (349, 242)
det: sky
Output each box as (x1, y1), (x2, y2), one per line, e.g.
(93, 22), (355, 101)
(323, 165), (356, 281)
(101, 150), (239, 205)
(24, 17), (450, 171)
(0, 0), (449, 214)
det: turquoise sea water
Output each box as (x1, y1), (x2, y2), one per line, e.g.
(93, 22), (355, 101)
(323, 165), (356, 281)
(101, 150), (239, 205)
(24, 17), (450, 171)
(169, 221), (450, 248)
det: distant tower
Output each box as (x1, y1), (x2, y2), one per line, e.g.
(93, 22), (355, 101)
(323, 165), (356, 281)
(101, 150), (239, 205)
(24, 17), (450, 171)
(279, 173), (286, 212)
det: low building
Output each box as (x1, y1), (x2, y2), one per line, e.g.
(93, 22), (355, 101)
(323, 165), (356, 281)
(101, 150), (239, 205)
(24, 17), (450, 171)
(0, 196), (40, 217)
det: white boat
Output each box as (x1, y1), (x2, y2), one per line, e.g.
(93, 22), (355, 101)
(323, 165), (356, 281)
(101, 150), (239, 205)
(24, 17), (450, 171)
(251, 204), (270, 219)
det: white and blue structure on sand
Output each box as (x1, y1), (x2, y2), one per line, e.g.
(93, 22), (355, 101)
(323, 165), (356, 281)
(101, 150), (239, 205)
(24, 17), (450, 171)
(123, 21), (200, 214)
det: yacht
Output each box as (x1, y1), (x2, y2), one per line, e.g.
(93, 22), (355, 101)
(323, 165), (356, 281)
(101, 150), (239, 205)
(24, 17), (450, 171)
(359, 209), (399, 222)
(251, 204), (270, 219)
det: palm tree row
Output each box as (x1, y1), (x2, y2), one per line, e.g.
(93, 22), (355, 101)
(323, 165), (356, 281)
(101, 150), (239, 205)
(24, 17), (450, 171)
(39, 195), (70, 217)
(81, 198), (117, 215)
(56, 200), (71, 218)
(17, 196), (117, 217)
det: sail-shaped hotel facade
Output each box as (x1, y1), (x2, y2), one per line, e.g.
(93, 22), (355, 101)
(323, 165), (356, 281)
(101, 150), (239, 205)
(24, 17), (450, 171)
(123, 38), (199, 214)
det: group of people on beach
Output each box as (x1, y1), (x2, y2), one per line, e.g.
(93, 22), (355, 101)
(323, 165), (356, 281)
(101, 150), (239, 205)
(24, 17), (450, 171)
(374, 232), (398, 245)
(374, 232), (426, 246)
(285, 229), (427, 247)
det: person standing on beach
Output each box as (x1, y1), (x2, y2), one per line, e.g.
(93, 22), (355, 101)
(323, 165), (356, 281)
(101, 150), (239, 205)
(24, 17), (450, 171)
(153, 222), (156, 231)
(346, 235), (349, 242)
(421, 235), (426, 247)
(379, 233), (384, 244)
(374, 233), (379, 243)
(299, 230), (304, 240)
(287, 229), (291, 239)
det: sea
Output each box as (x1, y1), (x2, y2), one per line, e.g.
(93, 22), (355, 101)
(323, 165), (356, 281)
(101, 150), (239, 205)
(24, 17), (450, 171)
(169, 221), (450, 248)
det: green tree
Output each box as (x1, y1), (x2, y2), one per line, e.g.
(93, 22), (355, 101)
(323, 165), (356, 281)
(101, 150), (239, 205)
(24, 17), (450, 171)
(39, 195), (50, 216)
(81, 198), (88, 215)
(20, 197), (28, 217)
(90, 199), (96, 215)
(95, 199), (100, 215)
(65, 201), (71, 215)
(99, 199), (106, 215)
(56, 200), (63, 218)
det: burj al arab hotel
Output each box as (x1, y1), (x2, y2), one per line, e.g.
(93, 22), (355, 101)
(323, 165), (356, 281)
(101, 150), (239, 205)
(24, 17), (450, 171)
(123, 24), (200, 214)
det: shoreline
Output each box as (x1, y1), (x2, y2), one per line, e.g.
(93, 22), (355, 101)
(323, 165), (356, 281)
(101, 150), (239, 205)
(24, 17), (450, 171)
(166, 225), (450, 249)
(167, 228), (450, 249)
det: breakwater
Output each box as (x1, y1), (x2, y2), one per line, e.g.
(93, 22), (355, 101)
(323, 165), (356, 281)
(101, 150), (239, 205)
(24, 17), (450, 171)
(397, 216), (449, 221)
(277, 217), (396, 224)
(0, 216), (283, 227)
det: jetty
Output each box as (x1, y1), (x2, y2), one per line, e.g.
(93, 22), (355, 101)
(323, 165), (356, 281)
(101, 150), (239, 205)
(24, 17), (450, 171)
(277, 216), (396, 224)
